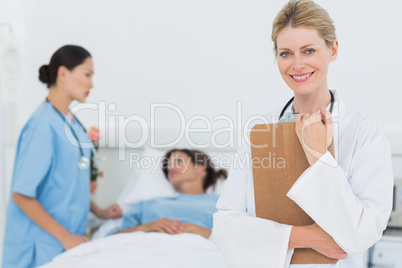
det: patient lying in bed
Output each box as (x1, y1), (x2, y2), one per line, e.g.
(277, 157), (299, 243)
(109, 148), (227, 239)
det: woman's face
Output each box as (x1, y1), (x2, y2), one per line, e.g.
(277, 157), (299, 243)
(276, 27), (338, 96)
(167, 151), (204, 187)
(64, 57), (94, 102)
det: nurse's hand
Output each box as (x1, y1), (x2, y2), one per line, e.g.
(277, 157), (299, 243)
(289, 223), (347, 260)
(99, 203), (123, 219)
(61, 233), (89, 250)
(295, 108), (333, 166)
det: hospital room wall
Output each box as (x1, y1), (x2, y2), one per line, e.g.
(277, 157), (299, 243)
(1, 0), (402, 262)
(0, 0), (25, 262)
(7, 0), (402, 131)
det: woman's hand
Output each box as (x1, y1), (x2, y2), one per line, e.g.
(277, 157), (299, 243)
(90, 181), (98, 194)
(295, 107), (333, 166)
(61, 233), (89, 251)
(12, 193), (90, 251)
(88, 127), (100, 141)
(289, 223), (347, 260)
(99, 203), (123, 219)
(142, 218), (183, 234)
(181, 223), (211, 239)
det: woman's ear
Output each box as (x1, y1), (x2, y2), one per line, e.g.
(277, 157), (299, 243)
(196, 164), (205, 173)
(57, 65), (68, 84)
(330, 40), (338, 62)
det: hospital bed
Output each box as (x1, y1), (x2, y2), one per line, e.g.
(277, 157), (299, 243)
(39, 147), (231, 268)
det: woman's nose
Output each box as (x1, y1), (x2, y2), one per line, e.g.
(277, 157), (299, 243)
(168, 165), (175, 171)
(292, 55), (306, 71)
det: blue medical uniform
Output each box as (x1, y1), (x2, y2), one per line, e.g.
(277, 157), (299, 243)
(2, 102), (91, 268)
(109, 193), (219, 234)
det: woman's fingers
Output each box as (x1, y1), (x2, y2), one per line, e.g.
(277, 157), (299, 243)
(306, 110), (321, 124)
(162, 223), (179, 234)
(322, 108), (334, 148)
(295, 108), (334, 166)
(337, 252), (348, 260)
(295, 113), (309, 137)
(155, 218), (182, 234)
(103, 203), (123, 219)
(306, 223), (347, 260)
(62, 234), (89, 250)
(168, 219), (182, 234)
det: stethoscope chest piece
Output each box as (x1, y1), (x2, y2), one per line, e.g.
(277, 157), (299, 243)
(78, 156), (90, 170)
(46, 98), (92, 171)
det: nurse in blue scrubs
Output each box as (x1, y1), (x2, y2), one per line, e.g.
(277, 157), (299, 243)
(2, 45), (123, 268)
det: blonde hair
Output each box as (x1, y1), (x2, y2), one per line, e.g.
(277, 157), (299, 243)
(271, 0), (336, 56)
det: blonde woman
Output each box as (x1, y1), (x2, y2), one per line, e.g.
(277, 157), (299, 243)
(213, 1), (393, 267)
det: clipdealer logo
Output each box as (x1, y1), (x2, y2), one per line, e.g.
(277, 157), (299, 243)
(65, 100), (339, 169)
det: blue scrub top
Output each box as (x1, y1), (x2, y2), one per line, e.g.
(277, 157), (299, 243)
(109, 193), (220, 235)
(2, 102), (91, 268)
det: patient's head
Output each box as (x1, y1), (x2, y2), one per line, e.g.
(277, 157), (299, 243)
(162, 149), (228, 194)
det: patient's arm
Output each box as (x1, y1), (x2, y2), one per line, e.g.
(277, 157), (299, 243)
(113, 218), (182, 235)
(181, 223), (211, 239)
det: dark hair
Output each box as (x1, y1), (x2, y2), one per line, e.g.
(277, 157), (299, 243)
(162, 149), (228, 192)
(39, 45), (91, 88)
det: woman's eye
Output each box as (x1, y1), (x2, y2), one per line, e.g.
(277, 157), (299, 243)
(305, 49), (315, 54)
(279, 52), (290, 58)
(86, 73), (91, 77)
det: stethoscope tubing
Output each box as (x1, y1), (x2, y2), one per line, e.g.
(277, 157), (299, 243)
(278, 90), (335, 121)
(46, 98), (91, 169)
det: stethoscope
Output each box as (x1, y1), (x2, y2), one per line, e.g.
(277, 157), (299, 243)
(278, 90), (335, 121)
(46, 98), (95, 170)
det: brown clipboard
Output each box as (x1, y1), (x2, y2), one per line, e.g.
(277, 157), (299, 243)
(250, 121), (337, 264)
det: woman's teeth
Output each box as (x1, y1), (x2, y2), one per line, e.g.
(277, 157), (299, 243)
(292, 72), (313, 80)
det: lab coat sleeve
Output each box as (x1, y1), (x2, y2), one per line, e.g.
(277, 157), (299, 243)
(12, 120), (53, 198)
(287, 121), (393, 255)
(213, 147), (294, 268)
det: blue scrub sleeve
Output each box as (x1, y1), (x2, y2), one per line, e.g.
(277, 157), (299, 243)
(107, 202), (144, 235)
(12, 121), (53, 198)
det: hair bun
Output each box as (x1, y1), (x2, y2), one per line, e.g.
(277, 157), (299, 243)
(216, 169), (228, 180)
(39, 65), (50, 84)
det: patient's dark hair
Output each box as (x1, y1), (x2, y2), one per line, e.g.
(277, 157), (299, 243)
(39, 45), (91, 88)
(162, 149), (228, 192)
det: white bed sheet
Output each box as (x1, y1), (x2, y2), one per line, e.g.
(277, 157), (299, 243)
(39, 232), (227, 268)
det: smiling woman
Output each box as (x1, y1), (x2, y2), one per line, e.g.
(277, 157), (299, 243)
(213, 0), (393, 267)
(277, 26), (338, 114)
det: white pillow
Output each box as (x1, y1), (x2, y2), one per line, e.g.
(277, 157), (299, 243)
(93, 148), (175, 240)
(116, 147), (176, 214)
(116, 147), (227, 213)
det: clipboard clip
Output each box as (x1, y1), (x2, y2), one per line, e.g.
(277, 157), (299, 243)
(276, 112), (298, 128)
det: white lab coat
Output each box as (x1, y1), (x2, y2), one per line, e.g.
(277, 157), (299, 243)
(212, 92), (393, 268)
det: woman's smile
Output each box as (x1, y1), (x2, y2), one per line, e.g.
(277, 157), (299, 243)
(289, 71), (315, 82)
(277, 27), (337, 96)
